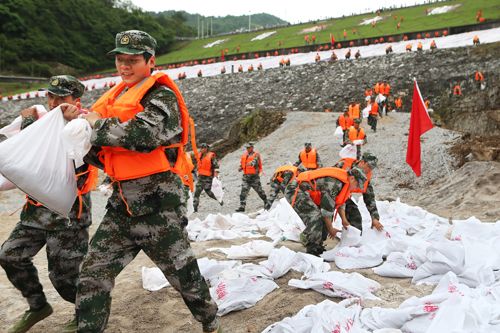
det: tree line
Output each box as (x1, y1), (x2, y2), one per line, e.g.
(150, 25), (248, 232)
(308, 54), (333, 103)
(0, 0), (194, 77)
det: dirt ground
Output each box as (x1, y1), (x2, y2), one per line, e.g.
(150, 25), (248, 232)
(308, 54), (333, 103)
(0, 112), (498, 332)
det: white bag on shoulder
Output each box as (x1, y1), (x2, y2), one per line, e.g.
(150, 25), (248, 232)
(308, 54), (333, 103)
(339, 144), (357, 159)
(62, 118), (92, 168)
(0, 105), (48, 138)
(333, 125), (343, 138)
(0, 106), (76, 216)
(211, 176), (224, 203)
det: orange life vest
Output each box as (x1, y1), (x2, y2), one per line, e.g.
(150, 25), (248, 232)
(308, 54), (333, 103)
(348, 127), (365, 141)
(272, 165), (298, 183)
(185, 152), (195, 173)
(383, 84), (391, 95)
(292, 167), (351, 208)
(395, 97), (402, 108)
(365, 89), (373, 97)
(417, 42), (423, 50)
(370, 102), (379, 115)
(453, 85), (462, 95)
(348, 104), (360, 119)
(92, 72), (198, 191)
(241, 151), (262, 175)
(475, 71), (484, 81)
(338, 115), (353, 130)
(338, 158), (372, 193)
(300, 148), (318, 169)
(374, 83), (380, 94)
(198, 152), (215, 177)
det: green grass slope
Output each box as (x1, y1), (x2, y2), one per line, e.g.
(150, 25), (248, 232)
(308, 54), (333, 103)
(156, 0), (500, 64)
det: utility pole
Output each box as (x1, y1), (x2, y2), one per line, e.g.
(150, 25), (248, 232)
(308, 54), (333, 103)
(201, 19), (204, 39)
(249, 12), (251, 31)
(197, 15), (200, 39)
(207, 19), (209, 37)
(210, 17), (213, 36)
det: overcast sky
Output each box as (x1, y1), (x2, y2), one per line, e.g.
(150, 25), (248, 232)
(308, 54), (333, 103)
(131, 0), (434, 23)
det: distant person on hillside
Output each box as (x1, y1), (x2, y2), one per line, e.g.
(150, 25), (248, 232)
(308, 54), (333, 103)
(343, 29), (347, 40)
(473, 35), (480, 46)
(355, 50), (361, 59)
(294, 142), (323, 170)
(337, 109), (354, 145)
(315, 53), (321, 63)
(345, 49), (351, 59)
(474, 71), (485, 89)
(257, 63), (263, 70)
(237, 142), (268, 212)
(394, 97), (403, 111)
(193, 143), (222, 213)
(406, 43), (412, 52)
(220, 66), (226, 74)
(417, 42), (423, 52)
(430, 40), (437, 50)
(304, 34), (310, 45)
(238, 64), (243, 72)
(312, 35), (316, 44)
(330, 52), (338, 62)
(197, 69), (203, 77)
(385, 45), (393, 54)
(368, 97), (379, 132)
(453, 84), (462, 96)
(347, 118), (367, 159)
(248, 64), (254, 72)
(285, 58), (291, 66)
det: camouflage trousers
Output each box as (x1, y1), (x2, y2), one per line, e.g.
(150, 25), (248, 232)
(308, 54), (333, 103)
(239, 174), (267, 208)
(0, 222), (89, 310)
(193, 175), (217, 210)
(291, 191), (328, 256)
(267, 181), (283, 206)
(75, 205), (218, 333)
(345, 198), (363, 231)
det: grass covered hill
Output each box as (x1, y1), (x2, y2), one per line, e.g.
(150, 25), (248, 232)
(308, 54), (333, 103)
(156, 11), (288, 35)
(156, 0), (500, 65)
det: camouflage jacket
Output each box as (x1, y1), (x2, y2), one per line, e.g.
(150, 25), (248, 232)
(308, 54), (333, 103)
(334, 160), (380, 220)
(270, 170), (294, 189)
(19, 115), (92, 230)
(84, 82), (186, 217)
(285, 176), (344, 219)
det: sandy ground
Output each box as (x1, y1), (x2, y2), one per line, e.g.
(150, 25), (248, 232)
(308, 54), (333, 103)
(1, 112), (498, 332)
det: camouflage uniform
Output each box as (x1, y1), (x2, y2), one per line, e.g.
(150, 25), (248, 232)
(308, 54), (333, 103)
(285, 177), (345, 256)
(0, 75), (91, 314)
(285, 167), (366, 256)
(238, 149), (267, 210)
(193, 151), (220, 211)
(293, 145), (323, 170)
(335, 157), (379, 231)
(267, 170), (294, 206)
(76, 30), (218, 333)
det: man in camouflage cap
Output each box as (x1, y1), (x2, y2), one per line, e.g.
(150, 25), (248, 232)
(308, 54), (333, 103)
(285, 166), (366, 256)
(0, 75), (93, 333)
(62, 30), (221, 333)
(267, 165), (304, 208)
(237, 142), (268, 211)
(193, 143), (222, 212)
(334, 152), (384, 232)
(294, 142), (323, 170)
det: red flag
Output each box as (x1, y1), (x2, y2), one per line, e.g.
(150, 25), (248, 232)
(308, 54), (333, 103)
(330, 33), (335, 45)
(406, 79), (433, 176)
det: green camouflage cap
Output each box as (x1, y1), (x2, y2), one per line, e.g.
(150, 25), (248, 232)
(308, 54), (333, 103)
(200, 143), (209, 148)
(245, 142), (255, 148)
(354, 118), (362, 124)
(361, 152), (378, 169)
(349, 166), (367, 186)
(47, 75), (84, 98)
(108, 30), (157, 56)
(304, 142), (312, 147)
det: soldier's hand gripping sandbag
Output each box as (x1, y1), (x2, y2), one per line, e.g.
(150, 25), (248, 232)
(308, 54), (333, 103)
(0, 106), (77, 216)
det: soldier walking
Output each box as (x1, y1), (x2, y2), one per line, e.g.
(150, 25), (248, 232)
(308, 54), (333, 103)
(236, 142), (268, 212)
(193, 143), (222, 212)
(63, 30), (221, 333)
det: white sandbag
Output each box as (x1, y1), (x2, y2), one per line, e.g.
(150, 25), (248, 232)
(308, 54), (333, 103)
(322, 244), (383, 269)
(0, 175), (16, 191)
(373, 251), (422, 278)
(353, 139), (364, 146)
(208, 240), (275, 259)
(211, 176), (224, 203)
(61, 118), (92, 168)
(362, 105), (370, 118)
(141, 257), (241, 291)
(257, 198), (305, 242)
(262, 299), (366, 333)
(334, 125), (344, 138)
(0, 106), (76, 216)
(289, 271), (380, 301)
(187, 190), (194, 217)
(0, 105), (47, 138)
(339, 144), (357, 159)
(210, 276), (278, 316)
